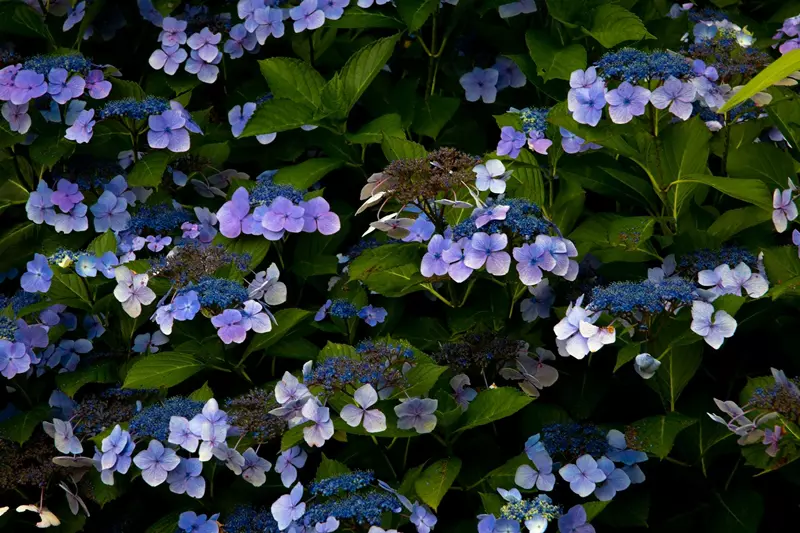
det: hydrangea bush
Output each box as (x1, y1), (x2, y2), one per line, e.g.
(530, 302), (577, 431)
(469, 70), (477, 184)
(0, 0), (799, 531)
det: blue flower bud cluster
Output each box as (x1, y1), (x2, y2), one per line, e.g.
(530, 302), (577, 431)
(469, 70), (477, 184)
(342, 238), (381, 262)
(594, 48), (692, 83)
(588, 277), (696, 315)
(356, 339), (414, 360)
(128, 203), (193, 232)
(307, 356), (389, 393)
(676, 246), (756, 278)
(129, 397), (204, 440)
(687, 8), (729, 22)
(303, 491), (401, 526)
(330, 299), (358, 319)
(49, 248), (80, 265)
(178, 276), (249, 309)
(224, 505), (280, 533)
(96, 96), (171, 120)
(451, 198), (552, 241)
(750, 378), (800, 422)
(0, 316), (17, 341)
(541, 423), (610, 458)
(309, 470), (376, 496)
(10, 291), (41, 315)
(519, 107), (549, 135)
(499, 494), (561, 523)
(22, 53), (93, 75)
(250, 170), (305, 206)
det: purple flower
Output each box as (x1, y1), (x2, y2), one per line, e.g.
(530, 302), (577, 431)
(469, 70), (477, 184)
(275, 446), (307, 487)
(240, 300), (272, 334)
(402, 217), (435, 243)
(83, 314), (106, 338)
(421, 235), (454, 277)
(63, 1), (85, 31)
(593, 457), (631, 501)
(132, 331), (169, 354)
(178, 512), (219, 533)
(315, 517), (340, 533)
(357, 0), (391, 6)
(148, 110), (190, 152)
(228, 102), (256, 138)
(410, 503), (438, 533)
(527, 129), (552, 155)
(341, 384), (387, 433)
(498, 0), (537, 18)
(9, 70), (47, 105)
(251, 7), (285, 44)
(65, 109), (95, 143)
(168, 416), (200, 453)
(520, 278), (555, 322)
(54, 202), (89, 233)
(146, 235), (172, 252)
(241, 447), (272, 487)
(185, 49), (222, 84)
(539, 235), (579, 280)
(133, 440), (180, 487)
(96, 425), (134, 485)
(271, 482), (306, 530)
(358, 305), (387, 327)
(47, 68), (85, 104)
(570, 67), (601, 90)
(568, 85), (606, 126)
(560, 128), (597, 154)
(442, 237), (474, 283)
(559, 455), (607, 497)
(21, 253), (53, 293)
(772, 188), (797, 232)
(113, 266), (156, 318)
(211, 309), (248, 344)
(605, 82), (650, 124)
(300, 197), (340, 235)
(450, 374), (477, 411)
(650, 76), (696, 121)
(264, 196), (306, 233)
(0, 340), (31, 378)
(159, 17), (188, 46)
(315, 299), (332, 321)
(50, 338), (92, 371)
(90, 191), (130, 232)
(558, 505), (595, 533)
(85, 70), (111, 99)
(2, 102), (32, 134)
(170, 100), (202, 134)
(51, 179), (84, 213)
(690, 300), (736, 349)
(515, 450), (555, 492)
(320, 0), (350, 21)
(465, 232), (510, 275)
(275, 371), (311, 405)
(763, 426), (783, 457)
(513, 242), (556, 286)
(190, 399), (230, 449)
(225, 24), (257, 58)
(493, 56), (526, 90)
(302, 398), (335, 447)
(693, 22), (717, 41)
(291, 0), (326, 33)
(473, 204), (509, 229)
(395, 397), (438, 433)
(459, 67), (499, 104)
(217, 187), (251, 238)
(496, 126), (526, 158)
(167, 458), (206, 498)
(474, 159), (510, 194)
(150, 45), (189, 76)
(187, 27), (222, 63)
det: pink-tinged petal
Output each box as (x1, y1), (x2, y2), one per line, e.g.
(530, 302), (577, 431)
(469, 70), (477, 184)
(339, 404), (363, 427)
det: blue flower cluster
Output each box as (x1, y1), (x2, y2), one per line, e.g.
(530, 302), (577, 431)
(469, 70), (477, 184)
(178, 277), (249, 309)
(330, 299), (358, 319)
(128, 204), (193, 232)
(9, 291), (41, 315)
(250, 170), (305, 206)
(96, 96), (171, 120)
(304, 491), (401, 526)
(519, 107), (549, 135)
(687, 8), (729, 22)
(22, 53), (93, 75)
(500, 495), (561, 523)
(541, 423), (611, 458)
(356, 339), (414, 360)
(342, 238), (381, 262)
(750, 377), (800, 422)
(224, 505), (280, 533)
(307, 356), (389, 393)
(0, 316), (17, 341)
(594, 48), (692, 83)
(129, 397), (203, 440)
(309, 471), (376, 496)
(677, 246), (756, 276)
(452, 198), (551, 240)
(588, 278), (695, 314)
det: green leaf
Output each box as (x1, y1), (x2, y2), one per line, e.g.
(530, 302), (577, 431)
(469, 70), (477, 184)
(479, 492), (505, 515)
(412, 96), (461, 139)
(676, 174), (773, 210)
(327, 8), (405, 28)
(88, 231), (119, 256)
(259, 58), (326, 109)
(588, 4), (655, 48)
(719, 49), (800, 113)
(706, 489), (764, 533)
(559, 155), (660, 211)
(456, 387), (533, 432)
(122, 352), (204, 390)
(29, 134), (75, 171)
(414, 458), (462, 511)
(381, 136), (427, 161)
(348, 243), (425, 296)
(281, 422), (311, 451)
(193, 142), (230, 167)
(188, 382), (214, 402)
(318, 342), (358, 361)
(347, 114), (406, 144)
(397, 0), (438, 32)
(393, 363), (448, 398)
(628, 412), (697, 459)
(0, 405), (51, 444)
(145, 512), (182, 533)
(325, 34), (401, 118)
(127, 151), (172, 188)
(0, 3), (54, 42)
(274, 158), (343, 189)
(242, 309), (312, 360)
(708, 206), (771, 241)
(763, 246), (800, 298)
(109, 78), (147, 100)
(0, 174), (31, 213)
(241, 99), (317, 137)
(615, 343), (641, 372)
(726, 143), (795, 188)
(646, 342), (703, 411)
(525, 31), (587, 82)
(316, 454), (351, 479)
(55, 361), (118, 397)
(552, 176), (585, 235)
(49, 271), (92, 310)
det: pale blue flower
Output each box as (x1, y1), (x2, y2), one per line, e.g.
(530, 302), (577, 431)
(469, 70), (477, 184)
(133, 439), (180, 486)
